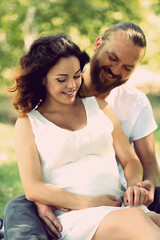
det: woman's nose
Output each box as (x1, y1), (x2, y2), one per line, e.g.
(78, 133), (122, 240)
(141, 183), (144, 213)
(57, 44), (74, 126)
(67, 78), (76, 88)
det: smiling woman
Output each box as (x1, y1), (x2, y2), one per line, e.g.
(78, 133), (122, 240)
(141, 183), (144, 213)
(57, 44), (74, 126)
(9, 35), (89, 114)
(42, 57), (82, 106)
(37, 56), (87, 131)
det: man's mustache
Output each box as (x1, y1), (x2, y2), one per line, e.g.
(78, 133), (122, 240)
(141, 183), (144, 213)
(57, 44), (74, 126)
(101, 66), (122, 81)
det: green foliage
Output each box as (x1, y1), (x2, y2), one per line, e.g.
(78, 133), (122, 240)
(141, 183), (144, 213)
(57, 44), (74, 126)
(0, 0), (144, 89)
(151, 0), (160, 14)
(1, 0), (160, 91)
(147, 94), (160, 126)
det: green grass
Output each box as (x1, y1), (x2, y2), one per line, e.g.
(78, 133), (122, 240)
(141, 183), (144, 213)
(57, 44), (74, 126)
(147, 94), (160, 124)
(0, 161), (24, 219)
(147, 94), (160, 160)
(0, 122), (24, 219)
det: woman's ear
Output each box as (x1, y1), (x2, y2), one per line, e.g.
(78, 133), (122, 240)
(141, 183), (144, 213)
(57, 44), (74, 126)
(42, 77), (46, 85)
(93, 36), (103, 52)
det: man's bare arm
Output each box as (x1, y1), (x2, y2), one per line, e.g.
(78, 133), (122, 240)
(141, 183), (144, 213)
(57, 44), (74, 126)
(134, 133), (160, 187)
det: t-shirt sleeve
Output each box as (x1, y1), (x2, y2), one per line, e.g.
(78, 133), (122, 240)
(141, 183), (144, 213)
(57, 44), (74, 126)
(130, 95), (158, 141)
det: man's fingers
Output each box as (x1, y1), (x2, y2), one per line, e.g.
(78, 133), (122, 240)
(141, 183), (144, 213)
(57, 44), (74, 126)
(143, 193), (149, 206)
(43, 216), (62, 238)
(44, 224), (59, 240)
(137, 180), (153, 191)
(139, 190), (146, 205)
(48, 212), (63, 232)
(35, 203), (63, 238)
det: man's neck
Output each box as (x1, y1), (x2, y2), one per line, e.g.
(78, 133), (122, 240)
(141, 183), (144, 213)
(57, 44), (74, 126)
(82, 65), (110, 99)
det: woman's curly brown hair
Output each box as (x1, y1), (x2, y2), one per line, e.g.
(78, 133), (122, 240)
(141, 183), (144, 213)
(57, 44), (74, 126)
(10, 35), (90, 113)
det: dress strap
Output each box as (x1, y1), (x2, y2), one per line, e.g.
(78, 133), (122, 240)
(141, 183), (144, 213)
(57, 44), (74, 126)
(81, 97), (100, 118)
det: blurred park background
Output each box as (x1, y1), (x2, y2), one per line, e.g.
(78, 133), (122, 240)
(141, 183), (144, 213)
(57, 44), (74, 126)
(0, 0), (160, 219)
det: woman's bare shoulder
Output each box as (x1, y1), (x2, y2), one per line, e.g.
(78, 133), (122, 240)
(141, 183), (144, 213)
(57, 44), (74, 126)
(15, 113), (32, 132)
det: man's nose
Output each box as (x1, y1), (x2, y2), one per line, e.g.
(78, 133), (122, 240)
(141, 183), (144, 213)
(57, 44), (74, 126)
(111, 63), (122, 75)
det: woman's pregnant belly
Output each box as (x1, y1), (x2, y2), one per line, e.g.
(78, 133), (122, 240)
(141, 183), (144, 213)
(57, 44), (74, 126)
(46, 155), (124, 201)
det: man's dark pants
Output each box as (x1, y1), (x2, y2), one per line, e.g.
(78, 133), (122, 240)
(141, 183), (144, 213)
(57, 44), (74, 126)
(4, 195), (50, 240)
(148, 187), (160, 213)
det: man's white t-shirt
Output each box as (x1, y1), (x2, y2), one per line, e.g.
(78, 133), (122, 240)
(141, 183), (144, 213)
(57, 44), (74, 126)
(106, 83), (157, 143)
(106, 83), (158, 187)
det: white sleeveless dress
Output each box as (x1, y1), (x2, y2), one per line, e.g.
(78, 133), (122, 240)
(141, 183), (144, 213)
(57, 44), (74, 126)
(27, 96), (146, 240)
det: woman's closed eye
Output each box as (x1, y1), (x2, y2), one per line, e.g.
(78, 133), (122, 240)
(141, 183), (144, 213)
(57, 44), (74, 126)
(56, 70), (81, 83)
(56, 76), (80, 83)
(56, 78), (67, 83)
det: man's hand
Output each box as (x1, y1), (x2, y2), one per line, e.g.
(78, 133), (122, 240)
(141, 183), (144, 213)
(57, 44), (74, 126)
(136, 180), (155, 207)
(35, 202), (69, 239)
(34, 195), (121, 238)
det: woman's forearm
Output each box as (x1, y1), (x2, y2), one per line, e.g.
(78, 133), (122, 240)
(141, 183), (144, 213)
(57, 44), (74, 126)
(124, 158), (143, 187)
(25, 182), (121, 210)
(25, 181), (93, 210)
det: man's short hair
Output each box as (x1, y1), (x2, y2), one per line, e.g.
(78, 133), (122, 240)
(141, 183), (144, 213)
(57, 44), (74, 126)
(102, 22), (146, 48)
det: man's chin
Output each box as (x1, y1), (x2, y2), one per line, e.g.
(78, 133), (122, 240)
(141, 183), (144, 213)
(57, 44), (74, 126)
(103, 79), (116, 87)
(94, 79), (127, 94)
(94, 84), (111, 93)
(94, 78), (115, 93)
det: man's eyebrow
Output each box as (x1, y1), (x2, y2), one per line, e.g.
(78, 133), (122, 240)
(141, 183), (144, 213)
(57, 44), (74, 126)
(125, 64), (134, 68)
(107, 51), (134, 68)
(107, 51), (119, 60)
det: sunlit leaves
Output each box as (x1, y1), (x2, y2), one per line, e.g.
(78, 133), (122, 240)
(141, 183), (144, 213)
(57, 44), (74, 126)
(1, 0), (159, 88)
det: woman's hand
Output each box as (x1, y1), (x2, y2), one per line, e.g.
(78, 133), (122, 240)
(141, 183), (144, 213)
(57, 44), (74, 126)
(34, 194), (121, 239)
(123, 185), (150, 207)
(136, 180), (155, 207)
(91, 194), (122, 208)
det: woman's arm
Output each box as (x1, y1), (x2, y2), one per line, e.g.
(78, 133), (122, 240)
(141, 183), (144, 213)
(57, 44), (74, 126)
(15, 116), (121, 210)
(97, 97), (143, 185)
(97, 98), (145, 205)
(112, 116), (143, 187)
